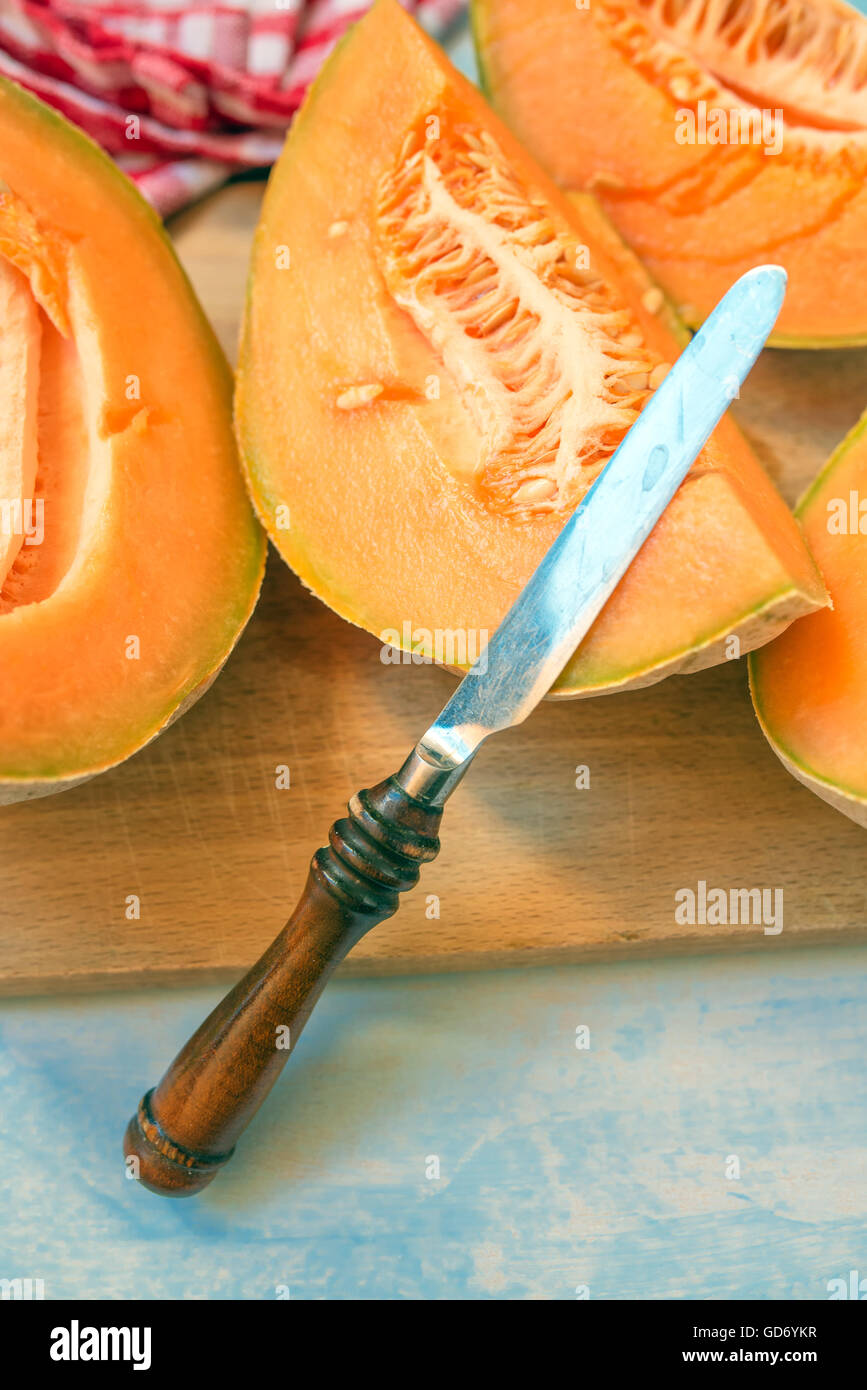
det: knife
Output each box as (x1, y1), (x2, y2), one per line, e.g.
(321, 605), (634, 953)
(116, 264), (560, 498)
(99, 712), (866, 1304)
(125, 265), (786, 1196)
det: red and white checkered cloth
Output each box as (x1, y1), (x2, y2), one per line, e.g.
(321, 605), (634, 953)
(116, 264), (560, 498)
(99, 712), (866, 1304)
(0, 0), (465, 214)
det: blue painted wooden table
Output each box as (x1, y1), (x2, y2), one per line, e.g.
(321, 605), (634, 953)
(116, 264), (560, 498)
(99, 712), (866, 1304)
(2, 945), (865, 1299)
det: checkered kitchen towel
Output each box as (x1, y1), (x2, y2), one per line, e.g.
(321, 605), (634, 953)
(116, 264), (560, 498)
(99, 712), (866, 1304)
(0, 0), (465, 215)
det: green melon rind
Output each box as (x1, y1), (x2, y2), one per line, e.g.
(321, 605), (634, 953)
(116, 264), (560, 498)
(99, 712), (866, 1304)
(470, 0), (867, 353)
(0, 575), (266, 797)
(560, 584), (814, 697)
(469, 0), (495, 100)
(0, 667), (226, 803)
(694, 321), (867, 352)
(793, 405), (867, 518)
(749, 408), (867, 825)
(749, 688), (867, 827)
(0, 76), (266, 799)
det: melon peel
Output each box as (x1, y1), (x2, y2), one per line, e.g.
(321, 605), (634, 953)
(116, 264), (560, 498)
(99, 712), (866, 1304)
(0, 77), (266, 802)
(750, 408), (867, 826)
(237, 0), (826, 698)
(473, 0), (867, 347)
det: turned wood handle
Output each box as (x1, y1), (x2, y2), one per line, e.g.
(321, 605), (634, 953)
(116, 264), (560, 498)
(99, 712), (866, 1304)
(124, 767), (445, 1196)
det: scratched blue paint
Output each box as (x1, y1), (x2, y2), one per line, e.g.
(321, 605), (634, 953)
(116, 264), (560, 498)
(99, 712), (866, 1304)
(1, 946), (866, 1300)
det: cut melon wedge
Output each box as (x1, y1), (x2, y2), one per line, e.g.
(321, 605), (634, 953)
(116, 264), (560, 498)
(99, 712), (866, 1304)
(473, 0), (867, 346)
(0, 79), (265, 801)
(751, 410), (867, 825)
(237, 0), (825, 696)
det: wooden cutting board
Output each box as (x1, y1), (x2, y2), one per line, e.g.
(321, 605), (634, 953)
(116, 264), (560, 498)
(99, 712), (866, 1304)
(3, 181), (867, 996)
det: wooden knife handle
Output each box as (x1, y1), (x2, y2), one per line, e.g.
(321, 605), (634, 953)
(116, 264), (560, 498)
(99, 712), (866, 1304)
(124, 763), (449, 1196)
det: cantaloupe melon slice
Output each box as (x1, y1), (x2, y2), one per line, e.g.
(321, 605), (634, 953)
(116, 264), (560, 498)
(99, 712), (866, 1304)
(473, 0), (867, 346)
(237, 0), (825, 696)
(0, 79), (265, 801)
(751, 409), (867, 825)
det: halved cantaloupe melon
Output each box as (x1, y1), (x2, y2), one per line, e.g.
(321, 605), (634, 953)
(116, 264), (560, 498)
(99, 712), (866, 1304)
(237, 0), (825, 696)
(473, 0), (867, 346)
(0, 78), (265, 802)
(751, 409), (867, 825)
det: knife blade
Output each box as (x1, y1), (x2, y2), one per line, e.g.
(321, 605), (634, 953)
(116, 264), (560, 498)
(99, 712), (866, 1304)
(411, 263), (787, 786)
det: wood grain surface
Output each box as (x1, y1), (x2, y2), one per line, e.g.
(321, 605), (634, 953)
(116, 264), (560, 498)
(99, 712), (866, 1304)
(3, 181), (867, 996)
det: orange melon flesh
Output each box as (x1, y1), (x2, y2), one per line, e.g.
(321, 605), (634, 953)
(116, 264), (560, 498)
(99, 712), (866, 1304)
(750, 411), (867, 824)
(473, 0), (867, 346)
(237, 0), (825, 696)
(0, 78), (265, 798)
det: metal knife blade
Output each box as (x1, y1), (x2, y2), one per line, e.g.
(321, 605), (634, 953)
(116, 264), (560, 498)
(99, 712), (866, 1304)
(413, 264), (786, 781)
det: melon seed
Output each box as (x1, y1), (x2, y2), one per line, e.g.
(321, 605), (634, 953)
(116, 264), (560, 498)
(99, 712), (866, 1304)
(336, 383), (384, 409)
(621, 370), (650, 392)
(649, 363), (670, 389)
(513, 477), (557, 504)
(641, 287), (665, 314)
(328, 220), (349, 238)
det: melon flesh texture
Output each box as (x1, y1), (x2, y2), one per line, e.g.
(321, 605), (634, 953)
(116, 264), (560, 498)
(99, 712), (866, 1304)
(473, 0), (867, 346)
(0, 78), (265, 799)
(751, 411), (867, 825)
(237, 0), (825, 696)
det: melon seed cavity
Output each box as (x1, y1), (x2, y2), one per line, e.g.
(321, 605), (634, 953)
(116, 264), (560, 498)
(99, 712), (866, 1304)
(608, 0), (867, 143)
(375, 117), (672, 517)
